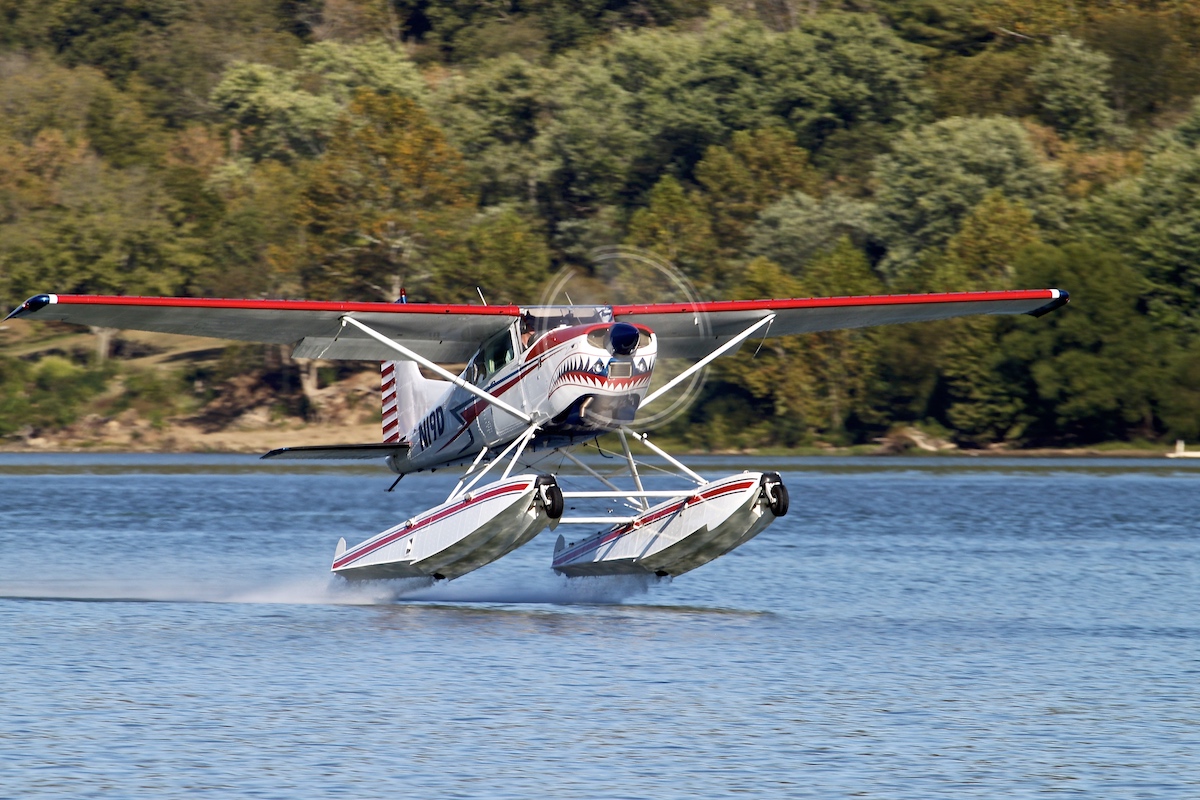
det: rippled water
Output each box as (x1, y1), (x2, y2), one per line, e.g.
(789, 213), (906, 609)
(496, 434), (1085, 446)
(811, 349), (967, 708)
(1, 454), (1197, 798)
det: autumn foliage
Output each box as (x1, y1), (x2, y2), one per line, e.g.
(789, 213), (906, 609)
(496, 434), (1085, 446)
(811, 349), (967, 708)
(3, 0), (1200, 448)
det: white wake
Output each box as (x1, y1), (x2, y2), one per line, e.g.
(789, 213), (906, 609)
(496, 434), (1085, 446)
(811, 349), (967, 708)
(0, 571), (656, 607)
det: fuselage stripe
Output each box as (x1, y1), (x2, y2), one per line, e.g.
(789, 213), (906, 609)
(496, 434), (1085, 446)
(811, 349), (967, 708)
(433, 362), (539, 454)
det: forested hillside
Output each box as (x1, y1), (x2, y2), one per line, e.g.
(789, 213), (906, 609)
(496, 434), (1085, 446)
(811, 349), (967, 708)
(3, 0), (1200, 449)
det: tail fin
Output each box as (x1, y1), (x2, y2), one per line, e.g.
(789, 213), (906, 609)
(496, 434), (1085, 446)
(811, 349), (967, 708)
(381, 361), (449, 443)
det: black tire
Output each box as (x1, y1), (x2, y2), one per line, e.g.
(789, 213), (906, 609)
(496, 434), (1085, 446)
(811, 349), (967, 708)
(538, 476), (564, 519)
(762, 472), (789, 517)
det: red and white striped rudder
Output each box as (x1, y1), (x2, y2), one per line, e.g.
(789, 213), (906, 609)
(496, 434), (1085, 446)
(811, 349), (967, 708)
(381, 361), (402, 443)
(379, 360), (451, 444)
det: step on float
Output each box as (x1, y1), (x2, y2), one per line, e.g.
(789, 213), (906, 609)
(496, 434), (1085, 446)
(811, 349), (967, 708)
(551, 472), (789, 578)
(332, 474), (563, 581)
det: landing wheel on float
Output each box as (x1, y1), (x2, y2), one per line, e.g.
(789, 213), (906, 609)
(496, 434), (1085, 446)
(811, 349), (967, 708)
(536, 475), (564, 519)
(761, 472), (789, 517)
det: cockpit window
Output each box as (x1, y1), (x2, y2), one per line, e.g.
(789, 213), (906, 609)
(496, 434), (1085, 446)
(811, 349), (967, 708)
(465, 326), (517, 386)
(522, 305), (611, 332)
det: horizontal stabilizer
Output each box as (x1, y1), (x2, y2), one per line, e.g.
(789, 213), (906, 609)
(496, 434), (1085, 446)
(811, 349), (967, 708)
(261, 442), (410, 460)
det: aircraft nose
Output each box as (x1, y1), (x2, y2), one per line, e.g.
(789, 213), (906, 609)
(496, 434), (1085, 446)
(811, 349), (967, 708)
(610, 322), (640, 355)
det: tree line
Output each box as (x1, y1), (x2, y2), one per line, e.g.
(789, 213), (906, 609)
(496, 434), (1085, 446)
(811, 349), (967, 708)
(2, 0), (1200, 448)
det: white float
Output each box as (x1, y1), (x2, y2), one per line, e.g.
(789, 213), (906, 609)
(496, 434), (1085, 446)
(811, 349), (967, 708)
(333, 474), (561, 581)
(551, 472), (788, 578)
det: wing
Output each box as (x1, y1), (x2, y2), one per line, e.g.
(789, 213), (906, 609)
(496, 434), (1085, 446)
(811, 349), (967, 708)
(7, 288), (1068, 362)
(612, 289), (1068, 358)
(4, 294), (520, 362)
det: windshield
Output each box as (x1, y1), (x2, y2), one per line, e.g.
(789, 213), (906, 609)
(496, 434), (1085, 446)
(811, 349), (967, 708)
(521, 305), (611, 333)
(464, 326), (517, 386)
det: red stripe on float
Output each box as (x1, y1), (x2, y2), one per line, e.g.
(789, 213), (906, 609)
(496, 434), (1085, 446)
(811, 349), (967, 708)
(334, 481), (532, 569)
(552, 480), (757, 565)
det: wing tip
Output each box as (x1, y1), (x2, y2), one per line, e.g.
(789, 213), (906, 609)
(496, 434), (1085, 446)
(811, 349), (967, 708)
(1026, 289), (1070, 318)
(4, 294), (56, 321)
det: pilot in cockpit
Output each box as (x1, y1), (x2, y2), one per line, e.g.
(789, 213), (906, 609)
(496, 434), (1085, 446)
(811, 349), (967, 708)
(519, 313), (536, 350)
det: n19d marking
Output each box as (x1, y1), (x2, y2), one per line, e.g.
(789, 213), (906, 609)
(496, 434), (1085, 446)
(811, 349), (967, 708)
(416, 407), (445, 449)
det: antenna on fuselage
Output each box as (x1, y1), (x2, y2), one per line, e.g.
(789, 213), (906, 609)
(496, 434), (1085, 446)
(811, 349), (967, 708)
(477, 287), (488, 305)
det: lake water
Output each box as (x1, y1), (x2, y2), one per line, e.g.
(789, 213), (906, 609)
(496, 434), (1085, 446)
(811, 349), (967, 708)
(1, 454), (1197, 798)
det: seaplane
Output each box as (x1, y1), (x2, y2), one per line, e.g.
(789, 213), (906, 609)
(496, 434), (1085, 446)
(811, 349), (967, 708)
(6, 285), (1068, 581)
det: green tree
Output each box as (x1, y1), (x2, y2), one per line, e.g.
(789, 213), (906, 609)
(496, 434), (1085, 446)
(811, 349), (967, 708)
(199, 159), (307, 297)
(695, 128), (821, 256)
(297, 90), (471, 301)
(918, 194), (1042, 443)
(533, 58), (645, 217)
(210, 39), (424, 163)
(0, 53), (165, 167)
(701, 256), (814, 448)
(430, 55), (548, 206)
(1083, 117), (1200, 331)
(872, 116), (1062, 282)
(427, 205), (550, 304)
(928, 45), (1039, 120)
(593, 13), (928, 191)
(874, 0), (993, 56)
(975, 0), (1077, 38)
(0, 55), (114, 145)
(933, 190), (1041, 291)
(624, 176), (718, 294)
(298, 40), (426, 104)
(940, 318), (1028, 444)
(0, 355), (113, 436)
(1004, 242), (1166, 443)
(210, 62), (340, 163)
(394, 0), (527, 61)
(1030, 35), (1124, 146)
(392, 0), (709, 62)
(1170, 95), (1200, 149)
(791, 11), (932, 177)
(1, 158), (201, 300)
(42, 0), (186, 85)
(747, 191), (877, 277)
(527, 0), (710, 54)
(797, 238), (884, 437)
(160, 124), (227, 237)
(1156, 339), (1200, 440)
(131, 0), (305, 126)
(1083, 12), (1197, 124)
(694, 243), (886, 446)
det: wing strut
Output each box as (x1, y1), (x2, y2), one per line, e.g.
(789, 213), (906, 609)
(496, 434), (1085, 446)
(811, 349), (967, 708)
(618, 430), (649, 511)
(557, 449), (646, 510)
(622, 428), (706, 485)
(447, 422), (541, 503)
(448, 446), (492, 501)
(640, 314), (776, 409)
(340, 315), (532, 424)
